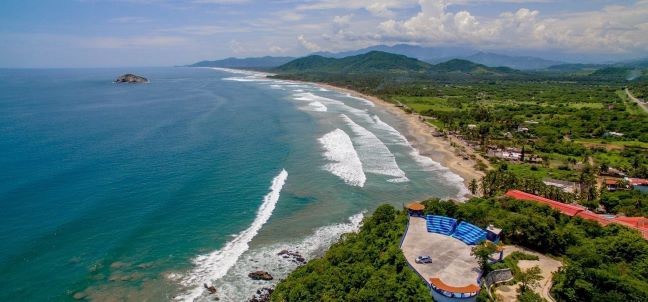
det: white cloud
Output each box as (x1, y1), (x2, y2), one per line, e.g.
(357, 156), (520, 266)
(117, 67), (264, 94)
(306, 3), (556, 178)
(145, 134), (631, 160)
(230, 40), (245, 53)
(269, 45), (287, 53)
(297, 0), (418, 17)
(298, 34), (322, 51)
(362, 0), (648, 53)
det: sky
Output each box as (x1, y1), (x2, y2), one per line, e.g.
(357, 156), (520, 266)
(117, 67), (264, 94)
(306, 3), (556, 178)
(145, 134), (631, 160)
(0, 0), (647, 67)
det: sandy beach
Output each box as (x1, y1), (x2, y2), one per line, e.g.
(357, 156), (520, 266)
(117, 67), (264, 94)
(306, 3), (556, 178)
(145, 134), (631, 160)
(314, 83), (487, 196)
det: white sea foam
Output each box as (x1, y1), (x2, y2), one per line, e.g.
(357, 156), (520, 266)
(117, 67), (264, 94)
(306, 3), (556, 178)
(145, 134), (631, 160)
(293, 92), (374, 123)
(210, 67), (274, 77)
(290, 92), (328, 112)
(345, 93), (375, 107)
(341, 115), (408, 183)
(210, 67), (275, 82)
(370, 115), (470, 199)
(318, 129), (366, 187)
(305, 102), (327, 112)
(207, 213), (365, 301)
(174, 169), (288, 302)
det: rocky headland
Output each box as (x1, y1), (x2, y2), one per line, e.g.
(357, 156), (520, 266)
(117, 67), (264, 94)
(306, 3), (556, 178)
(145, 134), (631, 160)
(114, 74), (149, 84)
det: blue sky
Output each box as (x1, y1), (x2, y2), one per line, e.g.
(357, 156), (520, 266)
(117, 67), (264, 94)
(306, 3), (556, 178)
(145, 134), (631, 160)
(1, 0), (647, 67)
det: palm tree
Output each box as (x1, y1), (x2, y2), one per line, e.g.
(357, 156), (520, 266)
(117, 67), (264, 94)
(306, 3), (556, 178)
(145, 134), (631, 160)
(469, 179), (479, 195)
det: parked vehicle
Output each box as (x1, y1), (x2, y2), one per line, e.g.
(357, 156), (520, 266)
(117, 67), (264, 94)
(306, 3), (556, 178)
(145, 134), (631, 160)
(415, 255), (432, 264)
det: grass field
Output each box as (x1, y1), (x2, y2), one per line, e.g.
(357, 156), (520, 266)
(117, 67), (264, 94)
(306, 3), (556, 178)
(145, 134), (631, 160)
(617, 90), (647, 115)
(506, 163), (580, 182)
(394, 96), (458, 113)
(567, 102), (605, 109)
(574, 138), (648, 150)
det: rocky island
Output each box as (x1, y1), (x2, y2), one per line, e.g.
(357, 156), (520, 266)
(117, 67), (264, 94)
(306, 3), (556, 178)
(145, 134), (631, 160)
(114, 74), (149, 84)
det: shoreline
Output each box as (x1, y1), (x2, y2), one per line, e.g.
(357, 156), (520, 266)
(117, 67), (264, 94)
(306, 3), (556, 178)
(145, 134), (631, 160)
(210, 68), (485, 198)
(313, 82), (486, 197)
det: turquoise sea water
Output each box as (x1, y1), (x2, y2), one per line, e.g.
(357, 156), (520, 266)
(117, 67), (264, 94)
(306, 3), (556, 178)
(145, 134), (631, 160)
(0, 67), (466, 301)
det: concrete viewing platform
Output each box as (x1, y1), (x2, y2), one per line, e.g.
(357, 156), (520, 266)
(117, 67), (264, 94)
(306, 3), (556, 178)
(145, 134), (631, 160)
(401, 216), (480, 288)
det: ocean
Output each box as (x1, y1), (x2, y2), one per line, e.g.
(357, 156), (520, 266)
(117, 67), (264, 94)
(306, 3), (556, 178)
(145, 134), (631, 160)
(0, 67), (467, 301)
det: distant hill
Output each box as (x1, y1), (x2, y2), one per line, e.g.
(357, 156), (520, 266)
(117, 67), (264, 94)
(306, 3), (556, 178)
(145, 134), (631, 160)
(463, 52), (562, 70)
(430, 59), (518, 76)
(273, 51), (431, 74)
(311, 44), (563, 70)
(546, 63), (606, 72)
(273, 51), (519, 77)
(311, 44), (477, 62)
(589, 67), (646, 81)
(187, 56), (295, 69)
(617, 58), (648, 69)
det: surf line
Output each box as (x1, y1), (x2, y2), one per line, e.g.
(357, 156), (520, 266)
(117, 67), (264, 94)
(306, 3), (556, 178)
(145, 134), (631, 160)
(175, 169), (288, 301)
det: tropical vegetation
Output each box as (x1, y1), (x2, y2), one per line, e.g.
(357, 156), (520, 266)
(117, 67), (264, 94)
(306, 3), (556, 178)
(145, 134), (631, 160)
(272, 196), (648, 302)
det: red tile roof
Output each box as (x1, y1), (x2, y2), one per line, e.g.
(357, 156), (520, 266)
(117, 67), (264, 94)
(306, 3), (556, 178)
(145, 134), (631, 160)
(505, 190), (648, 240)
(604, 178), (621, 185)
(504, 190), (586, 216)
(613, 216), (648, 228)
(629, 178), (648, 186)
(429, 278), (480, 294)
(575, 211), (612, 226)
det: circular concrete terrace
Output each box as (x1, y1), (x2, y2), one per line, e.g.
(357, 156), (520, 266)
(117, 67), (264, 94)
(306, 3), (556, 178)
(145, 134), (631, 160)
(401, 216), (481, 292)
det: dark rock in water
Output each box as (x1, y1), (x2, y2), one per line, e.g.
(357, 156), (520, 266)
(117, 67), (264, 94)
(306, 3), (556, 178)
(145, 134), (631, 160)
(204, 283), (217, 294)
(248, 287), (274, 302)
(277, 250), (306, 264)
(248, 271), (273, 281)
(114, 74), (148, 84)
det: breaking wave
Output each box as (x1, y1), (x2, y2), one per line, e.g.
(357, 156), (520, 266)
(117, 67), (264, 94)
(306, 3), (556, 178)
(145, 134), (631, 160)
(341, 115), (408, 183)
(305, 102), (327, 112)
(174, 169), (288, 301)
(370, 115), (469, 199)
(318, 129), (366, 187)
(209, 213), (365, 301)
(345, 93), (375, 107)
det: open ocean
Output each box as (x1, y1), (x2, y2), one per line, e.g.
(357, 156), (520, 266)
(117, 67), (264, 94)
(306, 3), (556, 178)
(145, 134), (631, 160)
(0, 67), (467, 301)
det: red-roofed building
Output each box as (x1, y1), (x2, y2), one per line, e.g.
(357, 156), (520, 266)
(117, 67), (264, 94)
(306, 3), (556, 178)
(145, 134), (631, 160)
(613, 216), (648, 228)
(504, 190), (586, 216)
(575, 211), (612, 226)
(505, 190), (648, 240)
(629, 178), (648, 187)
(604, 178), (623, 191)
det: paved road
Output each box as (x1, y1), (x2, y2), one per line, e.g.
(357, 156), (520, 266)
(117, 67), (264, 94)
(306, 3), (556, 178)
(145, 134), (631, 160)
(626, 88), (648, 113)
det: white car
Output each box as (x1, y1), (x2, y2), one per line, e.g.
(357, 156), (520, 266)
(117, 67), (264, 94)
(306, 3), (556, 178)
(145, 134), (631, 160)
(415, 256), (432, 264)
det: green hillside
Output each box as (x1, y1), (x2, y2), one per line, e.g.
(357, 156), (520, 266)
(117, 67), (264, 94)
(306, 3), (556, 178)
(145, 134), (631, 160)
(273, 51), (520, 78)
(273, 51), (432, 74)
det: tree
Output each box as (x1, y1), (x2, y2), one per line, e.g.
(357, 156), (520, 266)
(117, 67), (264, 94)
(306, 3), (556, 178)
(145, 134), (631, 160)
(469, 179), (479, 195)
(518, 266), (543, 292)
(471, 241), (497, 272)
(600, 162), (610, 173)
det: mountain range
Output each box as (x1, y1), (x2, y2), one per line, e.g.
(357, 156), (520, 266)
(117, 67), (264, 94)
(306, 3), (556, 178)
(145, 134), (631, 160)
(273, 51), (518, 77)
(188, 56), (295, 69)
(187, 44), (648, 80)
(188, 44), (565, 70)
